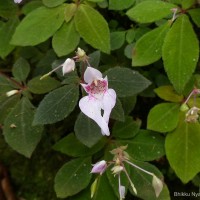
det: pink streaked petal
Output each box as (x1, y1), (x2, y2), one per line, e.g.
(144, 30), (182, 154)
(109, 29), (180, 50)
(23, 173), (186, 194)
(80, 83), (90, 93)
(79, 96), (110, 136)
(102, 89), (117, 123)
(84, 67), (102, 84)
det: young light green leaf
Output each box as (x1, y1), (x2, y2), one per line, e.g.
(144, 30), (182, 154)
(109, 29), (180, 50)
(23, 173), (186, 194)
(54, 157), (92, 198)
(105, 67), (151, 97)
(33, 85), (79, 125)
(110, 31), (125, 50)
(53, 133), (106, 157)
(188, 9), (200, 28)
(11, 5), (65, 46)
(126, 1), (176, 23)
(74, 113), (102, 147)
(162, 14), (199, 93)
(42, 0), (66, 8)
(132, 23), (170, 66)
(154, 85), (184, 102)
(165, 113), (200, 183)
(0, 18), (19, 59)
(147, 103), (179, 133)
(109, 0), (135, 10)
(74, 4), (110, 53)
(12, 57), (30, 82)
(52, 21), (80, 57)
(3, 97), (43, 158)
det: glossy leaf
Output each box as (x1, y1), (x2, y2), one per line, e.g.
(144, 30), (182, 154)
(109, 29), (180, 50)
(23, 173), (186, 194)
(75, 4), (110, 53)
(113, 116), (140, 139)
(126, 1), (176, 23)
(11, 5), (65, 46)
(53, 133), (106, 157)
(162, 14), (199, 93)
(12, 57), (30, 82)
(33, 85), (79, 125)
(109, 0), (135, 10)
(132, 23), (170, 66)
(28, 76), (60, 94)
(166, 113), (200, 183)
(3, 97), (43, 158)
(105, 67), (151, 97)
(54, 157), (92, 198)
(0, 18), (19, 58)
(42, 0), (66, 7)
(154, 85), (184, 102)
(74, 113), (102, 147)
(52, 21), (80, 57)
(147, 103), (180, 133)
(119, 130), (165, 161)
(188, 9), (200, 28)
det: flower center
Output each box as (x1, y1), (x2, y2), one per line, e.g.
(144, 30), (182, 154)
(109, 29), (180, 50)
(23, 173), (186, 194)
(86, 80), (107, 95)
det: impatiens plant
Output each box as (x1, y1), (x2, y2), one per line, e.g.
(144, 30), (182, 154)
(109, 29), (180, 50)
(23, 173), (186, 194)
(1, 0), (200, 199)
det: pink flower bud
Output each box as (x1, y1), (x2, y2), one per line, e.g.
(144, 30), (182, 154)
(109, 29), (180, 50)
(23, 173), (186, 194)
(91, 160), (107, 175)
(62, 58), (75, 75)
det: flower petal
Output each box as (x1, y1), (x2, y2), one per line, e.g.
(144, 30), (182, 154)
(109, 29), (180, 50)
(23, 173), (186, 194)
(62, 58), (75, 75)
(79, 96), (110, 135)
(91, 160), (107, 174)
(84, 67), (102, 84)
(102, 89), (116, 123)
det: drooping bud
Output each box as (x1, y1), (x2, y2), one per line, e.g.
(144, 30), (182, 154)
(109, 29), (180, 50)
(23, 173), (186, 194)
(119, 185), (125, 200)
(111, 165), (124, 175)
(91, 178), (98, 198)
(152, 175), (163, 197)
(6, 90), (19, 97)
(62, 58), (75, 75)
(91, 160), (107, 175)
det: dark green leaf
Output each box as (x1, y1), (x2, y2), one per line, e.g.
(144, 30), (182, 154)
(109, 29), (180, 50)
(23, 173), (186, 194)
(165, 113), (200, 183)
(0, 18), (19, 58)
(22, 1), (43, 15)
(126, 1), (176, 23)
(0, 1), (17, 18)
(162, 14), (199, 93)
(75, 4), (110, 53)
(33, 85), (79, 125)
(12, 57), (30, 82)
(147, 103), (180, 133)
(28, 76), (60, 94)
(105, 67), (151, 97)
(74, 113), (103, 147)
(188, 9), (200, 28)
(53, 133), (106, 157)
(52, 21), (80, 57)
(11, 5), (65, 46)
(54, 157), (92, 198)
(109, 0), (135, 10)
(0, 74), (14, 94)
(42, 0), (66, 7)
(110, 98), (125, 122)
(120, 95), (136, 114)
(132, 23), (170, 66)
(3, 97), (43, 158)
(110, 31), (125, 50)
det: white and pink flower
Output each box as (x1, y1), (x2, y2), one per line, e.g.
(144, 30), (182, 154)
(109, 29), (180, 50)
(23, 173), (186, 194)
(14, 0), (22, 3)
(79, 67), (116, 136)
(91, 160), (107, 175)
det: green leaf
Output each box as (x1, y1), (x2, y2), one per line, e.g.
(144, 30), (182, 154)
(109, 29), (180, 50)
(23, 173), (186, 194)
(105, 67), (151, 97)
(0, 18), (19, 59)
(126, 1), (176, 23)
(3, 97), (43, 158)
(92, 174), (116, 200)
(28, 76), (60, 94)
(0, 74), (14, 94)
(11, 5), (65, 46)
(132, 23), (170, 66)
(54, 157), (92, 198)
(12, 57), (30, 82)
(188, 9), (200, 28)
(181, 0), (196, 9)
(110, 31), (125, 50)
(0, 1), (17, 18)
(74, 113), (103, 147)
(113, 116), (141, 139)
(110, 98), (125, 122)
(147, 103), (180, 133)
(119, 130), (165, 161)
(0, 94), (20, 124)
(53, 133), (106, 157)
(74, 4), (110, 53)
(165, 113), (200, 183)
(129, 159), (170, 200)
(33, 84), (79, 125)
(109, 0), (135, 10)
(162, 14), (199, 93)
(52, 21), (80, 57)
(22, 1), (43, 15)
(120, 95), (137, 115)
(42, 0), (66, 7)
(154, 85), (184, 102)
(64, 3), (77, 23)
